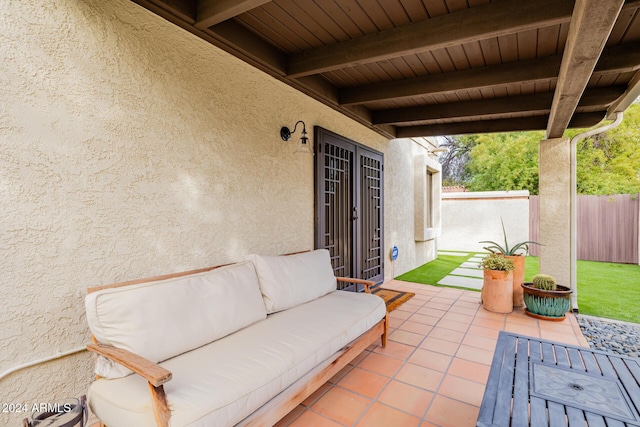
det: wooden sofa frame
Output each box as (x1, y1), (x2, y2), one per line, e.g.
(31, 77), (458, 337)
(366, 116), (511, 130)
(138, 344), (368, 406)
(86, 264), (388, 427)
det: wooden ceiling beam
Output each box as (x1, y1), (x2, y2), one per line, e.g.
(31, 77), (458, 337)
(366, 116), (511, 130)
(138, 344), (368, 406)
(292, 76), (397, 138)
(593, 43), (640, 74)
(578, 86), (628, 106)
(206, 19), (288, 75)
(546, 0), (624, 138)
(624, 0), (640, 10)
(606, 70), (640, 119)
(130, 0), (284, 72)
(132, 0), (196, 23)
(129, 1), (396, 138)
(286, 0), (574, 78)
(373, 87), (625, 125)
(205, 22), (396, 138)
(130, 0), (636, 139)
(341, 56), (561, 105)
(340, 43), (640, 106)
(195, 0), (272, 29)
(375, 93), (553, 125)
(396, 112), (605, 138)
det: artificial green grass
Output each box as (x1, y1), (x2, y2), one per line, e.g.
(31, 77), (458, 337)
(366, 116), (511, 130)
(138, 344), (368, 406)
(524, 256), (640, 323)
(524, 256), (539, 281)
(396, 253), (471, 286)
(574, 260), (640, 323)
(399, 253), (640, 323)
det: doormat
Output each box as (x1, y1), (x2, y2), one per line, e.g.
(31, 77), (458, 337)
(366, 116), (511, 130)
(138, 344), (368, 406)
(371, 288), (415, 312)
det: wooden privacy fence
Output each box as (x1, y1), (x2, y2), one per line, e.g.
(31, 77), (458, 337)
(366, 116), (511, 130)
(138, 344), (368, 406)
(529, 194), (640, 264)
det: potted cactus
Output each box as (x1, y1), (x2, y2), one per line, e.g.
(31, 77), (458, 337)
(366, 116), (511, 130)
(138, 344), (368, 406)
(479, 253), (515, 314)
(522, 274), (572, 321)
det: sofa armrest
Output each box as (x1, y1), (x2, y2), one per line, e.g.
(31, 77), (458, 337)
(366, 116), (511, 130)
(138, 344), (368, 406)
(87, 343), (172, 387)
(336, 277), (375, 293)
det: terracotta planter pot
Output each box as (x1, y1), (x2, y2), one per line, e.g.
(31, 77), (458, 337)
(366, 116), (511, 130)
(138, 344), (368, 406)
(522, 282), (572, 321)
(482, 269), (514, 314)
(504, 255), (525, 308)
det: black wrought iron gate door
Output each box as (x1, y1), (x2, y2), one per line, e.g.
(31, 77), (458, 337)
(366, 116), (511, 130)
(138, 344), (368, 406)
(314, 127), (384, 285)
(358, 149), (384, 284)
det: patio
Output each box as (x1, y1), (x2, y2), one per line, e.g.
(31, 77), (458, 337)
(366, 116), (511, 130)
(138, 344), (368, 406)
(271, 280), (588, 427)
(5, 1), (640, 425)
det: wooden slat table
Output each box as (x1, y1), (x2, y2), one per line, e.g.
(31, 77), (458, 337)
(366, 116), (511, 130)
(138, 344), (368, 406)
(477, 331), (640, 427)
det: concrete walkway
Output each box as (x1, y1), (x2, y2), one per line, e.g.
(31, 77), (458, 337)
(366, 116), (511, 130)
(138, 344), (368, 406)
(437, 251), (486, 291)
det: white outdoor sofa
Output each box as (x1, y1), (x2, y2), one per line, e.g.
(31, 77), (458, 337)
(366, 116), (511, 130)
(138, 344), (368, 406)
(84, 249), (388, 427)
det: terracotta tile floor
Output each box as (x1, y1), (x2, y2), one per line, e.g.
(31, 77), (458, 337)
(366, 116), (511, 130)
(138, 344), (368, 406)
(274, 280), (589, 427)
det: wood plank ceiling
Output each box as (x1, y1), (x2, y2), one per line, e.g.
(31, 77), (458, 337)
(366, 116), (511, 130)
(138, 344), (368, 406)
(131, 0), (640, 139)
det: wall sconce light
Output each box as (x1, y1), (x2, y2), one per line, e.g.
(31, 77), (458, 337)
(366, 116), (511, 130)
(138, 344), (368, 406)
(280, 120), (313, 154)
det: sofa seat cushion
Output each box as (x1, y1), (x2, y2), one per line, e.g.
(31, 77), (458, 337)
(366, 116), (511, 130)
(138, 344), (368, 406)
(85, 261), (267, 379)
(88, 290), (386, 427)
(248, 249), (337, 313)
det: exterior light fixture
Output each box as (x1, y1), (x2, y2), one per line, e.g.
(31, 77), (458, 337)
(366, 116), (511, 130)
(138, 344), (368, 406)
(280, 120), (313, 154)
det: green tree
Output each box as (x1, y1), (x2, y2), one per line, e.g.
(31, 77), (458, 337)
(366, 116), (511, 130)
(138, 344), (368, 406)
(569, 102), (640, 195)
(439, 101), (640, 195)
(465, 131), (542, 194)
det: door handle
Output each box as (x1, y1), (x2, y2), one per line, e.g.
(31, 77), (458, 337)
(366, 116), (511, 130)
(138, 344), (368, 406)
(352, 206), (359, 220)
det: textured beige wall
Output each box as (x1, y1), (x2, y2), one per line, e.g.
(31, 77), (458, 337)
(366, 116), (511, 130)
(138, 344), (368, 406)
(385, 139), (439, 278)
(440, 191), (531, 252)
(413, 154), (442, 242)
(0, 0), (434, 422)
(538, 138), (572, 288)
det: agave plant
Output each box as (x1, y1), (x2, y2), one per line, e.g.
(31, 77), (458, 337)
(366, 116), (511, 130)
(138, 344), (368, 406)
(479, 218), (541, 256)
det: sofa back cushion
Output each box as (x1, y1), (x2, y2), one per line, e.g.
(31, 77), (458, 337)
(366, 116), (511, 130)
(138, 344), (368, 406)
(85, 261), (266, 378)
(248, 249), (337, 313)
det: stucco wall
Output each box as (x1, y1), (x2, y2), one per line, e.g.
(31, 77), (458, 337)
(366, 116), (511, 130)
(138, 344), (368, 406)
(538, 138), (573, 303)
(0, 0), (435, 422)
(440, 191), (531, 253)
(386, 140), (441, 278)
